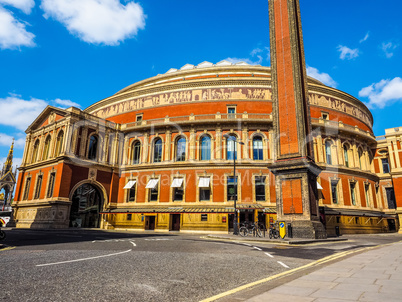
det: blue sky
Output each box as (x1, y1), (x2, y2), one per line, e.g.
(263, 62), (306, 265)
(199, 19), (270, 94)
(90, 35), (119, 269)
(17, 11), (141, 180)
(0, 0), (401, 168)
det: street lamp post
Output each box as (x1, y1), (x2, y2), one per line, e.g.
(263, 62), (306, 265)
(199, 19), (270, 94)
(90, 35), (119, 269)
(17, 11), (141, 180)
(223, 134), (244, 235)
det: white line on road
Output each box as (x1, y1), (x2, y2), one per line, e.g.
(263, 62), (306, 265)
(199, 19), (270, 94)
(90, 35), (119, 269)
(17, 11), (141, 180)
(264, 252), (274, 258)
(36, 249), (132, 267)
(130, 241), (136, 247)
(242, 243), (252, 246)
(277, 261), (290, 268)
(253, 247), (262, 251)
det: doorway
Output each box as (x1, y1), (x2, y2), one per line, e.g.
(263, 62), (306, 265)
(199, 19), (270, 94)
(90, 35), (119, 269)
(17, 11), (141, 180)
(170, 214), (181, 231)
(145, 216), (156, 230)
(70, 183), (103, 228)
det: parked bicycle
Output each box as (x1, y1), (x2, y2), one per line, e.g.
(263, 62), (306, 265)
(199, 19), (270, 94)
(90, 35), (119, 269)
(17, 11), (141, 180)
(239, 221), (262, 237)
(269, 221), (280, 239)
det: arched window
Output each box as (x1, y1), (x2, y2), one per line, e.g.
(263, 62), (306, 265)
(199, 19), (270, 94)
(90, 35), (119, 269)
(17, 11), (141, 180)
(153, 138), (162, 163)
(325, 141), (332, 165)
(358, 148), (363, 170)
(43, 136), (51, 160)
(32, 140), (40, 163)
(131, 141), (141, 164)
(88, 135), (98, 160)
(200, 135), (211, 160)
(226, 134), (237, 160)
(176, 137), (186, 161)
(343, 144), (349, 167)
(253, 136), (263, 160)
(55, 131), (64, 156)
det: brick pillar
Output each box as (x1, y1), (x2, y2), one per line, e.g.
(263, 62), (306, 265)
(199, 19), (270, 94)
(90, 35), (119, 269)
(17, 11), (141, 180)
(268, 0), (326, 239)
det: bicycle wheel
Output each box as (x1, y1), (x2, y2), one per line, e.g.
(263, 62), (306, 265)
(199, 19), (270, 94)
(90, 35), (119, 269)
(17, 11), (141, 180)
(239, 227), (248, 237)
(269, 229), (273, 239)
(0, 230), (5, 240)
(273, 230), (280, 239)
(255, 227), (262, 237)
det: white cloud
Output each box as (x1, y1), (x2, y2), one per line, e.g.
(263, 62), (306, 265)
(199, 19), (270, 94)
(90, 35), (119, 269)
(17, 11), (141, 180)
(0, 7), (35, 49)
(0, 96), (47, 131)
(0, 0), (35, 14)
(337, 45), (359, 60)
(54, 98), (81, 108)
(225, 57), (262, 65)
(359, 77), (402, 108)
(381, 42), (397, 58)
(0, 133), (25, 148)
(225, 46), (270, 66)
(306, 66), (337, 88)
(40, 0), (146, 45)
(360, 32), (369, 43)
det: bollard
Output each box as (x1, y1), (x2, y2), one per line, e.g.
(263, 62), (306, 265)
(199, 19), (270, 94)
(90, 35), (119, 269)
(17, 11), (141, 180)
(287, 223), (293, 238)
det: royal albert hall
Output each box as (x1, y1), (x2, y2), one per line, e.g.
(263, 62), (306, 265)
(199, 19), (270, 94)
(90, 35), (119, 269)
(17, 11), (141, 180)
(12, 61), (402, 235)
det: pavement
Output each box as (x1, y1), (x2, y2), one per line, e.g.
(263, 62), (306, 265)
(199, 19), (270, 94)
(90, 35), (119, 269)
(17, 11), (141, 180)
(245, 240), (402, 302)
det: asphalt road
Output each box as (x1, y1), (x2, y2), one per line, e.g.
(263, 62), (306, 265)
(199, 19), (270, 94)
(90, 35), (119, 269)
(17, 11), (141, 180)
(1, 229), (401, 302)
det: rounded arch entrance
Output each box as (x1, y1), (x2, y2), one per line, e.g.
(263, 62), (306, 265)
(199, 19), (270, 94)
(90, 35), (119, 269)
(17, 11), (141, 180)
(69, 182), (106, 228)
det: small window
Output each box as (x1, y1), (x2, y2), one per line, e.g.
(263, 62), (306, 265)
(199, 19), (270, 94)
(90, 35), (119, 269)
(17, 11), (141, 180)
(331, 180), (338, 204)
(321, 112), (329, 120)
(343, 145), (349, 167)
(253, 136), (263, 160)
(336, 216), (340, 223)
(255, 176), (266, 201)
(200, 135), (211, 161)
(358, 148), (363, 170)
(55, 131), (64, 156)
(355, 217), (359, 224)
(153, 139), (162, 163)
(23, 177), (31, 200)
(32, 140), (40, 163)
(228, 107), (236, 118)
(34, 175), (43, 199)
(226, 134), (237, 160)
(47, 172), (56, 198)
(131, 141), (141, 164)
(227, 176), (237, 201)
(199, 177), (211, 201)
(88, 135), (98, 160)
(171, 178), (184, 201)
(127, 214), (132, 221)
(146, 179), (159, 201)
(136, 114), (143, 122)
(325, 141), (332, 165)
(350, 182), (356, 206)
(365, 184), (370, 207)
(382, 158), (390, 173)
(176, 137), (186, 161)
(124, 180), (137, 202)
(386, 188), (396, 209)
(43, 136), (51, 160)
(201, 214), (208, 222)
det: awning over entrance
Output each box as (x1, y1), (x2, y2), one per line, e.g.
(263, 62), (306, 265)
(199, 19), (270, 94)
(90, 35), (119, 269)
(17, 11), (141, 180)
(123, 180), (136, 189)
(101, 204), (276, 214)
(322, 207), (396, 218)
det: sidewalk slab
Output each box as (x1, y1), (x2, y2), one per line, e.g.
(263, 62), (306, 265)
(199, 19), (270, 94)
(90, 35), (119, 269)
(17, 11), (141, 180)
(246, 242), (402, 302)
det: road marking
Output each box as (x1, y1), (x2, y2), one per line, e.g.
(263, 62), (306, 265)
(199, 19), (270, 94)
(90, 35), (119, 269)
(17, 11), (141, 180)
(242, 243), (252, 246)
(36, 249), (132, 267)
(130, 241), (136, 247)
(144, 238), (170, 241)
(253, 246), (262, 251)
(200, 244), (388, 302)
(277, 261), (290, 268)
(0, 246), (16, 252)
(264, 252), (274, 258)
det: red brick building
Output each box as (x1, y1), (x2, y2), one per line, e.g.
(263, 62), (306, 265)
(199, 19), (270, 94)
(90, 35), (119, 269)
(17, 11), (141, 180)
(11, 62), (400, 234)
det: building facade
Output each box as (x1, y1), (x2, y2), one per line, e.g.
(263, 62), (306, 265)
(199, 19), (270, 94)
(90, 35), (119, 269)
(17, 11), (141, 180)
(11, 62), (400, 234)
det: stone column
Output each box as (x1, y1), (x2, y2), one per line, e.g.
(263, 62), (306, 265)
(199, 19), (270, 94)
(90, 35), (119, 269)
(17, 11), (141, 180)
(268, 0), (325, 239)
